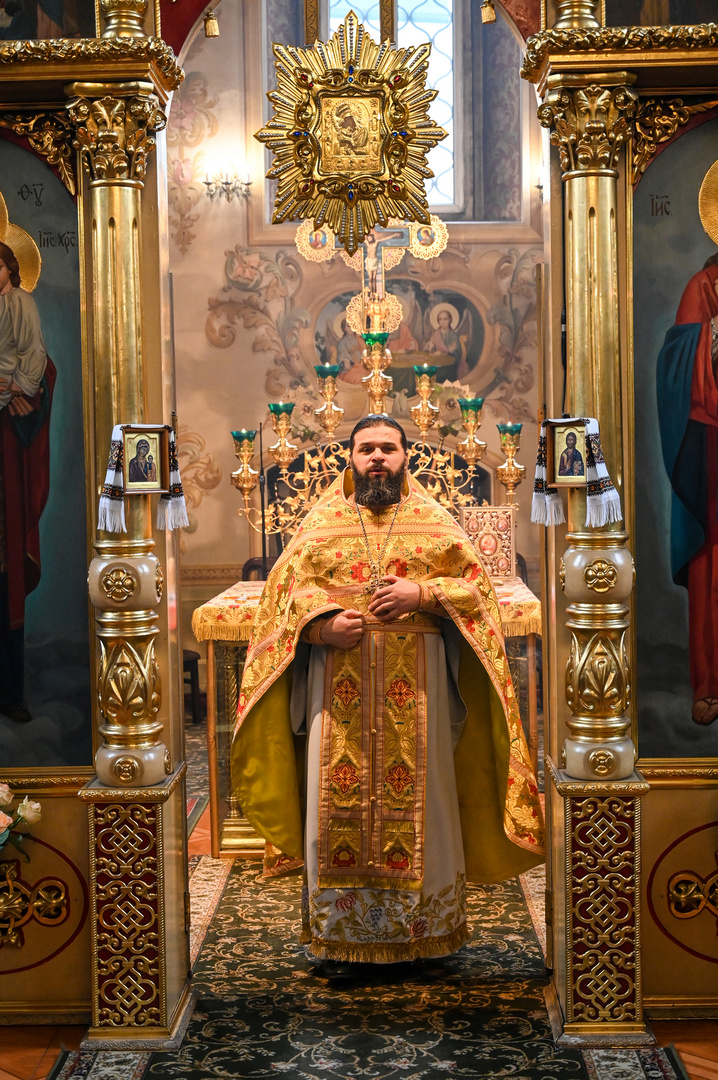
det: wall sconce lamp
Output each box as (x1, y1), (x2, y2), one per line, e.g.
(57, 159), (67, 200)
(204, 171), (252, 203)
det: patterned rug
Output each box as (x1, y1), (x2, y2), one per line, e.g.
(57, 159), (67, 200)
(136, 862), (685, 1080)
(47, 860), (688, 1080)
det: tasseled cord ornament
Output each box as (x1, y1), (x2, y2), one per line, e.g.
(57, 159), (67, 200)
(98, 423), (190, 534)
(531, 417), (623, 528)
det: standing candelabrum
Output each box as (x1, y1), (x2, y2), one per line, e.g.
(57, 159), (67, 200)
(230, 330), (527, 539)
(496, 422), (525, 503)
(361, 332), (393, 414)
(314, 364), (345, 437)
(411, 364), (439, 436)
(457, 398), (486, 466)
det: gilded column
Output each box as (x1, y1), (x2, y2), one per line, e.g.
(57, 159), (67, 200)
(539, 71), (637, 782)
(535, 0), (652, 1048)
(65, 18), (192, 1044)
(67, 82), (169, 788)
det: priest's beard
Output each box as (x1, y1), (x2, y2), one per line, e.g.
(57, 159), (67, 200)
(352, 462), (406, 508)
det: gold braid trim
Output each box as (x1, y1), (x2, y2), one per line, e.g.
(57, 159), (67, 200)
(309, 922), (470, 963)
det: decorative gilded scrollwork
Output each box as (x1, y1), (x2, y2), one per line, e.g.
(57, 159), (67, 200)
(92, 802), (162, 1026)
(584, 559), (617, 594)
(155, 562), (164, 602)
(538, 82), (637, 175)
(67, 93), (167, 184)
(559, 558), (566, 594)
(0, 859), (68, 948)
(0, 37), (182, 86)
(566, 629), (629, 717)
(98, 637), (161, 726)
(568, 795), (639, 1023)
(522, 25), (718, 84)
(101, 567), (138, 602)
(633, 98), (718, 184)
(0, 113), (75, 195)
(668, 865), (718, 929)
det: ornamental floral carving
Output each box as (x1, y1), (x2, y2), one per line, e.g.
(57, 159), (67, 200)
(522, 25), (718, 83)
(566, 630), (629, 717)
(101, 567), (138, 603)
(98, 638), (161, 726)
(0, 859), (68, 949)
(0, 113), (75, 195)
(67, 93), (167, 183)
(583, 559), (617, 594)
(538, 82), (637, 175)
(633, 97), (718, 184)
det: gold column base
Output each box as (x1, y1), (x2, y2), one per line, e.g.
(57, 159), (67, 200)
(82, 985), (197, 1051)
(547, 758), (653, 1047)
(220, 815), (266, 859)
(545, 983), (655, 1047)
(80, 767), (192, 1042)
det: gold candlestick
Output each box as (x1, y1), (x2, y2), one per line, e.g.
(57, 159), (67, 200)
(411, 365), (439, 437)
(496, 423), (525, 504)
(268, 402), (298, 475)
(314, 365), (344, 437)
(230, 429), (258, 505)
(362, 333), (393, 414)
(457, 398), (486, 466)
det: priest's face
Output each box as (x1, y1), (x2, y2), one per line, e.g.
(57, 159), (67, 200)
(351, 424), (407, 508)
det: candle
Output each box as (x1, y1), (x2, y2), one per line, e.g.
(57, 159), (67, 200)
(268, 401), (295, 416)
(497, 422), (522, 436)
(314, 364), (341, 379)
(413, 364), (438, 377)
(231, 429), (256, 441)
(458, 397), (484, 412)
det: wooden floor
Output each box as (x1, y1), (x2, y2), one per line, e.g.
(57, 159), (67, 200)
(1, 808), (716, 1080)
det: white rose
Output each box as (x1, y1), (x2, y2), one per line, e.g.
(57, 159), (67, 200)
(0, 810), (13, 831)
(0, 784), (12, 808)
(16, 798), (41, 824)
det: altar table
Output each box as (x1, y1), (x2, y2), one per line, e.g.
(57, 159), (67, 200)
(193, 577), (542, 858)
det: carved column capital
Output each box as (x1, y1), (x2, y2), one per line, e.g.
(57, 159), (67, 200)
(538, 76), (638, 176)
(66, 84), (166, 185)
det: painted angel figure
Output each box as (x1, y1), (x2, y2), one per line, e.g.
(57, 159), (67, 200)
(423, 303), (471, 379)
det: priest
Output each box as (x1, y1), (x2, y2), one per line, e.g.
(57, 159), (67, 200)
(231, 414), (543, 968)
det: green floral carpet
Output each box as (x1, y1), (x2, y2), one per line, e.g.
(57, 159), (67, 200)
(138, 862), (684, 1080)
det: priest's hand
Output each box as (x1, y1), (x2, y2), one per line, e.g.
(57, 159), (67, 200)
(368, 575), (421, 621)
(321, 609), (364, 649)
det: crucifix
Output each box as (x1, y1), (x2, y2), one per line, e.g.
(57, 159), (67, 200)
(344, 224), (412, 299)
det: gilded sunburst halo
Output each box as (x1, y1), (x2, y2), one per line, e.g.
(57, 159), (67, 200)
(255, 11), (447, 255)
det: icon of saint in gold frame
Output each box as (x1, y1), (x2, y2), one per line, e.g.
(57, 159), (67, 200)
(547, 421), (587, 487)
(123, 426), (170, 493)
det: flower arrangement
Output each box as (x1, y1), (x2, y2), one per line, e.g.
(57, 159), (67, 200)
(0, 783), (41, 862)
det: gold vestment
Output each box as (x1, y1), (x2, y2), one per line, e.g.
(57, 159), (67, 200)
(232, 471), (544, 909)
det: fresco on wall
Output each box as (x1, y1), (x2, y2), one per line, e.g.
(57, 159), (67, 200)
(167, 71), (219, 255)
(316, 283), (482, 392)
(0, 139), (91, 767)
(634, 114), (718, 758)
(205, 240), (539, 439)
